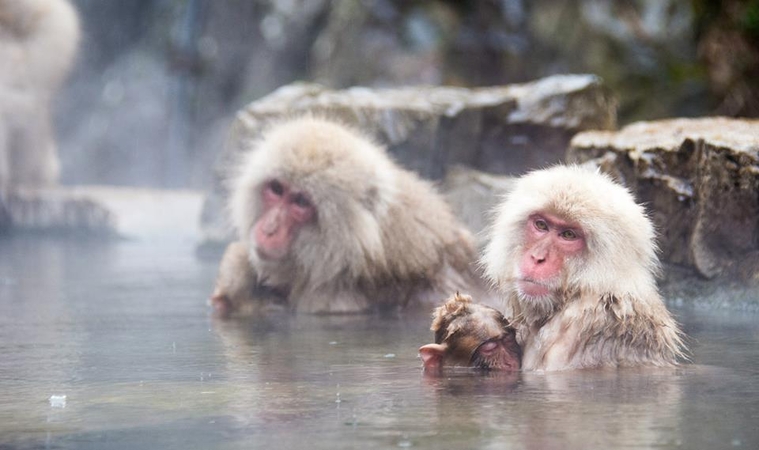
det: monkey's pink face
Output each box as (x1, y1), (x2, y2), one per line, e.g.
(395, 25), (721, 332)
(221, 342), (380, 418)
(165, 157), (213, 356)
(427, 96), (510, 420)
(252, 179), (315, 261)
(517, 212), (585, 297)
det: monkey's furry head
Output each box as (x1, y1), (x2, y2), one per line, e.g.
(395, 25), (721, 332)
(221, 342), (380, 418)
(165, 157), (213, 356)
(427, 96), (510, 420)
(229, 115), (468, 292)
(431, 293), (513, 348)
(483, 165), (660, 301)
(230, 116), (396, 283)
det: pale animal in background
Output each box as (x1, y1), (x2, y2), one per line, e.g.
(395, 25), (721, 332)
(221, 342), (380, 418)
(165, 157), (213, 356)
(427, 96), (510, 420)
(211, 116), (486, 316)
(482, 165), (686, 371)
(419, 292), (521, 372)
(0, 0), (79, 189)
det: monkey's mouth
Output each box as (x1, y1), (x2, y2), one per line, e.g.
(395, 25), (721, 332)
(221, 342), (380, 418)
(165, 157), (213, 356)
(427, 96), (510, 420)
(517, 278), (553, 297)
(254, 246), (287, 262)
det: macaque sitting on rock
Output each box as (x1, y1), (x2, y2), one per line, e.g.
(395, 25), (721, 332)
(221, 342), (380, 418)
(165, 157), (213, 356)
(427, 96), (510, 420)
(419, 293), (521, 372)
(482, 165), (687, 371)
(211, 116), (485, 316)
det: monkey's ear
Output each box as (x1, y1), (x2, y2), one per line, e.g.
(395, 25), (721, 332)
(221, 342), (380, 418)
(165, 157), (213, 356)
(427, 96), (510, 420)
(419, 343), (448, 370)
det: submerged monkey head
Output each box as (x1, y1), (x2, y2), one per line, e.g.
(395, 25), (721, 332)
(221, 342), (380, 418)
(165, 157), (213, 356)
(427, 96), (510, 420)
(419, 293), (521, 372)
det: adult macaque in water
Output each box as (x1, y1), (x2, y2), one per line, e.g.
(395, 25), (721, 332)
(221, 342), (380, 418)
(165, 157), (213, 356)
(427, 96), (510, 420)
(419, 293), (521, 372)
(482, 165), (686, 371)
(211, 116), (484, 316)
(0, 0), (79, 189)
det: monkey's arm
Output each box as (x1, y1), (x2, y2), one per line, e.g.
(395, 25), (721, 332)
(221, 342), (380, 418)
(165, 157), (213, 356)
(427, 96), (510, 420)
(210, 241), (261, 317)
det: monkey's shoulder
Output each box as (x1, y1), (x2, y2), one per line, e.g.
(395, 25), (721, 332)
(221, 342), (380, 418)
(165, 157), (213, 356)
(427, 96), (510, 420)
(571, 293), (685, 366)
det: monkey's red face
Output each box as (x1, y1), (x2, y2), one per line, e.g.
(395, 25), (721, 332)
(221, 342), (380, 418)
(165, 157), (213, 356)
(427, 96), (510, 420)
(252, 179), (315, 260)
(518, 212), (585, 297)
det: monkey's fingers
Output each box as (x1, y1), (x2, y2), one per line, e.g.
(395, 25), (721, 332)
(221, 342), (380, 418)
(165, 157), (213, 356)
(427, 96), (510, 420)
(209, 293), (232, 318)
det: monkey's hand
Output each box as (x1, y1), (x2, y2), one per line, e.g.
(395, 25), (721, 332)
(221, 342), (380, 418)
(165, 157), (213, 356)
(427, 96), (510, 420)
(210, 241), (258, 317)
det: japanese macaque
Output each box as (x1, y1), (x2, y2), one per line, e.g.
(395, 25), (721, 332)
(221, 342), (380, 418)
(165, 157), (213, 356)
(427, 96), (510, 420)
(211, 116), (485, 316)
(482, 165), (686, 371)
(0, 0), (79, 189)
(419, 293), (521, 372)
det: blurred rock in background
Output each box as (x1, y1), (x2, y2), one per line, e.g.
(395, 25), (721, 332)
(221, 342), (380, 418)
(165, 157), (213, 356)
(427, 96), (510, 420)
(569, 117), (759, 283)
(569, 117), (759, 309)
(199, 76), (615, 245)
(0, 0), (114, 233)
(55, 0), (759, 189)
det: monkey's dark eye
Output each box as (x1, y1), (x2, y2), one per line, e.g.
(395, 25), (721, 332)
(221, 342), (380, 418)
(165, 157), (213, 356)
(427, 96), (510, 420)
(534, 219), (549, 231)
(292, 193), (311, 209)
(560, 229), (577, 240)
(268, 180), (285, 196)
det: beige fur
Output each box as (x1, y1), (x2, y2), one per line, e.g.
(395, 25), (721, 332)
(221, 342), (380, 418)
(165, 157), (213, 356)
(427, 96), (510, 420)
(216, 116), (485, 314)
(482, 165), (686, 370)
(0, 0), (79, 189)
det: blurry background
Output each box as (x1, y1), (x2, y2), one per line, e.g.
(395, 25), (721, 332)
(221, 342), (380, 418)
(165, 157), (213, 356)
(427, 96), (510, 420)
(55, 0), (759, 189)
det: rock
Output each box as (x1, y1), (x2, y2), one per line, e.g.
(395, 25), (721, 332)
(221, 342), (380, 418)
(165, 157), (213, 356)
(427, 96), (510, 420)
(568, 117), (759, 282)
(1, 186), (206, 242)
(0, 188), (115, 236)
(441, 166), (515, 244)
(71, 187), (205, 242)
(201, 75), (616, 246)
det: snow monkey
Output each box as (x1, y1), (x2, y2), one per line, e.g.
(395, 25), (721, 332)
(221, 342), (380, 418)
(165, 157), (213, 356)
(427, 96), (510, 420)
(0, 0), (80, 189)
(419, 292), (521, 372)
(211, 116), (486, 316)
(482, 165), (686, 371)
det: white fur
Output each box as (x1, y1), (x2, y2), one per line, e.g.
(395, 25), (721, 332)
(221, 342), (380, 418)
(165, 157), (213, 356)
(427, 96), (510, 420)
(482, 165), (685, 370)
(223, 116), (483, 313)
(0, 0), (79, 188)
(483, 165), (659, 301)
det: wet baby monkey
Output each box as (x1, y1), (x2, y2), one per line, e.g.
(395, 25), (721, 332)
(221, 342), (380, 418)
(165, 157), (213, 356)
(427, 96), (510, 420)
(419, 293), (521, 372)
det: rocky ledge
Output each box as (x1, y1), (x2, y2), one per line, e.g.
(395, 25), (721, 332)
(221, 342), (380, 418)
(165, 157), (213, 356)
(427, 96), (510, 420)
(0, 188), (115, 236)
(201, 74), (616, 245)
(568, 117), (759, 285)
(1, 187), (204, 241)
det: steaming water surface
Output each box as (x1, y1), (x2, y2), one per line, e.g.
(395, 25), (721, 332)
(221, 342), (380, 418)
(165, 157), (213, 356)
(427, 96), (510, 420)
(1, 236), (758, 450)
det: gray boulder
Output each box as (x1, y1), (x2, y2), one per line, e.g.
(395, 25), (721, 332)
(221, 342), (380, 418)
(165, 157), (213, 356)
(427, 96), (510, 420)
(0, 188), (115, 236)
(568, 117), (759, 282)
(201, 75), (616, 246)
(441, 166), (514, 244)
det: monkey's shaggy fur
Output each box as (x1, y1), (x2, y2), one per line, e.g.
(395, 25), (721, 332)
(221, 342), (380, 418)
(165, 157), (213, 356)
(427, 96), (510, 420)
(217, 116), (485, 314)
(482, 166), (686, 371)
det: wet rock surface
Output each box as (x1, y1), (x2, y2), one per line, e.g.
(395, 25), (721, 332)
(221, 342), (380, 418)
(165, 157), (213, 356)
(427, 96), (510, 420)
(0, 189), (115, 236)
(1, 187), (204, 241)
(568, 117), (759, 284)
(441, 166), (514, 243)
(201, 75), (616, 245)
